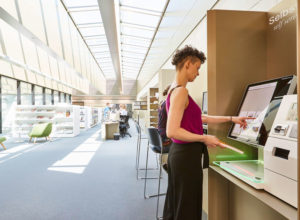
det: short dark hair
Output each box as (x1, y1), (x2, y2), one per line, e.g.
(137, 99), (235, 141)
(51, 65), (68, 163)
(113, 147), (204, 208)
(171, 45), (206, 70)
(163, 84), (171, 96)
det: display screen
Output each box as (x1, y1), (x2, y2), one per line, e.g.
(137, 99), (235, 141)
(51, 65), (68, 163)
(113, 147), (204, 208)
(228, 75), (296, 146)
(202, 91), (208, 114)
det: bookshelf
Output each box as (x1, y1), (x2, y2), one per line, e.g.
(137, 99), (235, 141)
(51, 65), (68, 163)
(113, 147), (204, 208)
(133, 101), (147, 110)
(148, 88), (159, 128)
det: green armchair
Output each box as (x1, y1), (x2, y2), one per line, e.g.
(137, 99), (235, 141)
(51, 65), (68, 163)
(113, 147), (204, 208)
(0, 137), (6, 150)
(29, 123), (52, 143)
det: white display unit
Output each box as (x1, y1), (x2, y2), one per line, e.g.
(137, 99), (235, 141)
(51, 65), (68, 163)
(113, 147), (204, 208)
(98, 107), (103, 124)
(14, 105), (55, 138)
(52, 105), (80, 137)
(91, 107), (98, 127)
(79, 107), (88, 130)
(14, 105), (80, 138)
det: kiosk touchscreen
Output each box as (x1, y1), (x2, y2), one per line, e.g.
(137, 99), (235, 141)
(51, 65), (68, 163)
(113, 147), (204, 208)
(214, 75), (297, 189)
(228, 75), (297, 147)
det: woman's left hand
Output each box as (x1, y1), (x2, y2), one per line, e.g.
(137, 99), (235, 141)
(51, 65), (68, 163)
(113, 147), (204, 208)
(232, 116), (255, 129)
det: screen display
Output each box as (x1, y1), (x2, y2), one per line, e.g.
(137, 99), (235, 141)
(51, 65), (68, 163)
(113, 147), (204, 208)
(202, 91), (208, 114)
(228, 75), (296, 146)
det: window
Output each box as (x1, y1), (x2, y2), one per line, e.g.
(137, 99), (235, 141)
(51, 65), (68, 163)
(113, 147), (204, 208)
(20, 82), (32, 105)
(35, 86), (43, 105)
(60, 92), (65, 103)
(1, 77), (17, 134)
(54, 91), (59, 104)
(45, 89), (52, 105)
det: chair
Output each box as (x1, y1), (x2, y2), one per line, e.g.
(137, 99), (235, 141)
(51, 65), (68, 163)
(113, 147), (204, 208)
(119, 115), (131, 138)
(144, 127), (170, 220)
(29, 123), (52, 143)
(0, 137), (7, 150)
(135, 121), (158, 180)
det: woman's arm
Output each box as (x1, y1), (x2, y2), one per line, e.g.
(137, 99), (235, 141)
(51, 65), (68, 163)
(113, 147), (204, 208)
(202, 115), (255, 129)
(167, 88), (220, 147)
(202, 115), (231, 124)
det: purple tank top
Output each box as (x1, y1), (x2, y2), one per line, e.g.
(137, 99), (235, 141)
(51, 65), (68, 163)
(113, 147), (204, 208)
(166, 91), (203, 144)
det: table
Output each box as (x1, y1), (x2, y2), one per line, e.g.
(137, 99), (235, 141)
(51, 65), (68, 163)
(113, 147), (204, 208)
(102, 121), (119, 140)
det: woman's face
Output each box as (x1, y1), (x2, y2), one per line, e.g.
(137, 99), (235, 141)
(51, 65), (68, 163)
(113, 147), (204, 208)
(186, 59), (201, 82)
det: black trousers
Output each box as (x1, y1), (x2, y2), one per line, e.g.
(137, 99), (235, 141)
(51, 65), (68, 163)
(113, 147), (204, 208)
(163, 142), (206, 220)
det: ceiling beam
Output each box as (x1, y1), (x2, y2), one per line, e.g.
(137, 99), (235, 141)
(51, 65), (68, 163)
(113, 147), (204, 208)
(98, 0), (122, 94)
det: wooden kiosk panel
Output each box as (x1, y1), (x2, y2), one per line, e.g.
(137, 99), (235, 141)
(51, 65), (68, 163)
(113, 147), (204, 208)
(207, 9), (268, 163)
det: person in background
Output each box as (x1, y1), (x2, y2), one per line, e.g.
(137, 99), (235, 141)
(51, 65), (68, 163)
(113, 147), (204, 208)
(158, 85), (172, 146)
(158, 84), (172, 171)
(110, 104), (120, 121)
(119, 104), (128, 116)
(163, 45), (253, 220)
(103, 103), (110, 120)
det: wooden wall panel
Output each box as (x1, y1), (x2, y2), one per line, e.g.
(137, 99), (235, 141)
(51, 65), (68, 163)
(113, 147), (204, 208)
(207, 10), (268, 162)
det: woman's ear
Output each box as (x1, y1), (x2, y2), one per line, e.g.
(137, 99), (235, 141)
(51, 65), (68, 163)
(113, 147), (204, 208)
(184, 59), (190, 69)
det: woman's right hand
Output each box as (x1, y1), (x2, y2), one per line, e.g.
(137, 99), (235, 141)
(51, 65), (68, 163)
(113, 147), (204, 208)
(203, 135), (220, 148)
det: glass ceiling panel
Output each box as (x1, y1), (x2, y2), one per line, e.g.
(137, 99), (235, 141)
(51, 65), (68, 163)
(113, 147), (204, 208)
(63, 0), (98, 8)
(123, 75), (137, 79)
(99, 59), (113, 63)
(120, 10), (160, 27)
(122, 51), (147, 57)
(123, 72), (138, 76)
(123, 69), (139, 73)
(92, 52), (110, 57)
(79, 27), (105, 36)
(86, 38), (107, 45)
(122, 55), (144, 60)
(90, 45), (109, 50)
(121, 26), (153, 38)
(94, 53), (110, 58)
(122, 61), (143, 66)
(122, 62), (143, 67)
(90, 47), (109, 53)
(122, 61), (141, 67)
(120, 0), (167, 12)
(122, 45), (148, 54)
(123, 74), (138, 78)
(121, 34), (151, 42)
(101, 66), (114, 69)
(70, 11), (102, 24)
(123, 69), (138, 73)
(123, 68), (140, 72)
(123, 63), (140, 68)
(121, 38), (150, 48)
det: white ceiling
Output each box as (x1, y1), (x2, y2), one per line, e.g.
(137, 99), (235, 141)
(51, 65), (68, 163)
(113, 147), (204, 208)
(61, 0), (219, 94)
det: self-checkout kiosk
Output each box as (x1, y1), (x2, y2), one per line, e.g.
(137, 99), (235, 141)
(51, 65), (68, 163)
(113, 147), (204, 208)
(214, 75), (297, 207)
(264, 94), (297, 207)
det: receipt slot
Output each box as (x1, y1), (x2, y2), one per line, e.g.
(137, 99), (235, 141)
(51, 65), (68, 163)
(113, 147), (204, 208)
(264, 95), (297, 207)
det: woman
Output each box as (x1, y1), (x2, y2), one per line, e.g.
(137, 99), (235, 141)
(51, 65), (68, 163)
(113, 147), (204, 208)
(163, 45), (251, 220)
